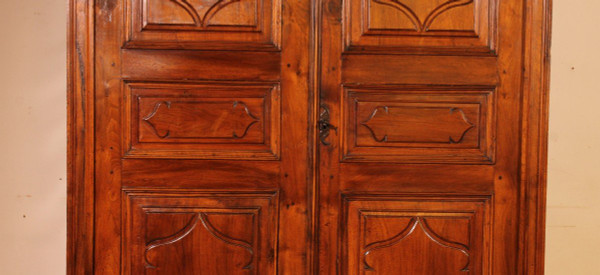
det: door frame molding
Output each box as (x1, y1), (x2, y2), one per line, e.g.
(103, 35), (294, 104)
(67, 0), (94, 273)
(67, 0), (552, 273)
(518, 0), (552, 273)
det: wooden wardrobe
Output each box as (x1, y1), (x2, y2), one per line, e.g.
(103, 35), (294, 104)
(68, 0), (552, 273)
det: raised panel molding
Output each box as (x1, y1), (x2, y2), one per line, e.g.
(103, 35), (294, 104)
(123, 82), (281, 160)
(342, 86), (495, 163)
(125, 0), (281, 50)
(141, 100), (261, 141)
(342, 195), (491, 274)
(144, 0), (259, 28)
(344, 0), (497, 53)
(369, 0), (474, 32)
(363, 216), (470, 273)
(145, 212), (256, 271)
(123, 190), (278, 275)
(360, 106), (475, 144)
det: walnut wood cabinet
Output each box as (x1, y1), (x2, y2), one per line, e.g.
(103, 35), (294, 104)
(67, 0), (552, 273)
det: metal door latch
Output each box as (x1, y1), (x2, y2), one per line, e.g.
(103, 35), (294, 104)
(318, 104), (337, 146)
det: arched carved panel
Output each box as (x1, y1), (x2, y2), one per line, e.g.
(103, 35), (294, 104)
(369, 0), (474, 32)
(145, 0), (259, 28)
(144, 212), (255, 273)
(123, 191), (278, 275)
(126, 0), (281, 50)
(363, 217), (470, 273)
(344, 0), (497, 53)
(342, 195), (491, 274)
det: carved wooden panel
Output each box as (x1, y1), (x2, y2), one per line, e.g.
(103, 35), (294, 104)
(342, 86), (495, 163)
(123, 191), (278, 275)
(344, 0), (496, 53)
(342, 195), (491, 274)
(123, 82), (280, 159)
(126, 0), (281, 49)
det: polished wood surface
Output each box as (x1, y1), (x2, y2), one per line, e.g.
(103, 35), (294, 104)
(123, 82), (280, 159)
(342, 87), (495, 163)
(318, 0), (551, 273)
(70, 0), (309, 273)
(68, 0), (552, 273)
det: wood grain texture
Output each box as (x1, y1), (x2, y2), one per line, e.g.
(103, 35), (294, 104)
(517, 0), (552, 273)
(277, 0), (313, 272)
(70, 0), (309, 273)
(342, 87), (495, 163)
(317, 0), (546, 274)
(122, 50), (281, 81)
(67, 0), (95, 273)
(359, 106), (474, 144)
(121, 159), (280, 189)
(342, 195), (491, 274)
(122, 191), (278, 274)
(68, 0), (551, 273)
(94, 0), (123, 272)
(123, 82), (280, 159)
(368, 0), (475, 32)
(342, 55), (499, 85)
(344, 0), (496, 53)
(144, 0), (259, 28)
(125, 0), (281, 49)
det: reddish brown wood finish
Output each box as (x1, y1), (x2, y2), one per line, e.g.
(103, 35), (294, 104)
(70, 0), (311, 273)
(342, 195), (491, 274)
(123, 82), (281, 159)
(342, 87), (495, 163)
(68, 0), (551, 273)
(316, 0), (551, 274)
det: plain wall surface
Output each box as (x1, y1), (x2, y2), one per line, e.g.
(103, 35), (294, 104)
(0, 0), (597, 274)
(0, 0), (67, 274)
(545, 0), (600, 273)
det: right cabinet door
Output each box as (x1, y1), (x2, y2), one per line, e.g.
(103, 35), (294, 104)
(318, 0), (524, 274)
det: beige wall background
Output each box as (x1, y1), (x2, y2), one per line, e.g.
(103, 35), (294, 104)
(0, 0), (67, 274)
(545, 0), (600, 273)
(0, 0), (597, 274)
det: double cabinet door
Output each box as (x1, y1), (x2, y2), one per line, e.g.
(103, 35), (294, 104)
(82, 0), (531, 273)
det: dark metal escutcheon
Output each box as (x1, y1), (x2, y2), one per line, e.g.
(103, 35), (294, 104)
(318, 104), (337, 146)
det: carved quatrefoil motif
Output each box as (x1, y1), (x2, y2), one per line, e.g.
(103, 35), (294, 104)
(372, 0), (474, 32)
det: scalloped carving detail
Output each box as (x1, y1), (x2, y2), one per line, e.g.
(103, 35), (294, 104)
(363, 217), (470, 272)
(371, 0), (473, 32)
(142, 100), (260, 140)
(170, 0), (245, 27)
(360, 106), (474, 144)
(144, 214), (199, 268)
(145, 213), (255, 270)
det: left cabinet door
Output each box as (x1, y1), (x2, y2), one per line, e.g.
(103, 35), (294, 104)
(68, 0), (312, 273)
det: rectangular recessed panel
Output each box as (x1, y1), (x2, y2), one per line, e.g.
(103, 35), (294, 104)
(342, 195), (491, 275)
(125, 0), (281, 49)
(342, 87), (495, 163)
(123, 191), (278, 275)
(138, 99), (264, 143)
(123, 82), (280, 160)
(344, 0), (496, 53)
(356, 103), (480, 147)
